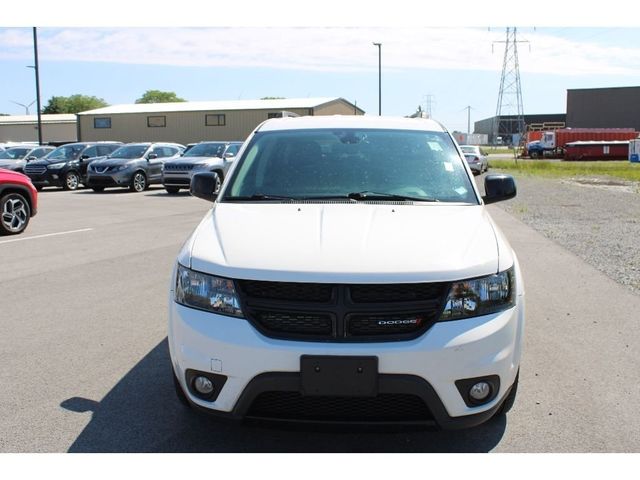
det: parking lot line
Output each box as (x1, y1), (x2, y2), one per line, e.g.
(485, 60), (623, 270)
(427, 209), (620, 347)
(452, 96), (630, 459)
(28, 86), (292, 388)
(0, 228), (93, 245)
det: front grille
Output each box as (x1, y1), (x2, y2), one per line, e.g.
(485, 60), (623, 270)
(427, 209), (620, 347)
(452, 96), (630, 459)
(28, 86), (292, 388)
(236, 280), (449, 342)
(349, 283), (444, 303)
(247, 392), (433, 422)
(164, 163), (194, 171)
(92, 166), (112, 174)
(239, 280), (333, 303)
(255, 311), (332, 335)
(25, 164), (46, 174)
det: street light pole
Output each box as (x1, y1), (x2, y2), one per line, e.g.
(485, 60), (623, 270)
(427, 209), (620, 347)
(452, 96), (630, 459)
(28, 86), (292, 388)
(32, 27), (43, 145)
(372, 42), (381, 116)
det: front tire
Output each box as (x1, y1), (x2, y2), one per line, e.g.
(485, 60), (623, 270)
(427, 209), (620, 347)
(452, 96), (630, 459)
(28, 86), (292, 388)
(0, 192), (31, 235)
(165, 186), (180, 194)
(130, 172), (147, 192)
(92, 187), (105, 192)
(63, 171), (80, 191)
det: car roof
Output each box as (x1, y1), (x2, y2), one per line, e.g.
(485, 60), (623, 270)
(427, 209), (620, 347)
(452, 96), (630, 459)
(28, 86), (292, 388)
(256, 115), (448, 133)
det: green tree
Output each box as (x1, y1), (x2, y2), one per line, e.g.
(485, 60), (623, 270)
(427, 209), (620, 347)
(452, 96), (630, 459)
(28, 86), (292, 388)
(42, 95), (108, 114)
(135, 90), (186, 104)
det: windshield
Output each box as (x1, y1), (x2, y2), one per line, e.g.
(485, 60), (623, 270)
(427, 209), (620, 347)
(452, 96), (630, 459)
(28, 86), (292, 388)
(47, 144), (86, 161)
(184, 143), (225, 157)
(109, 145), (149, 159)
(224, 129), (477, 204)
(0, 148), (30, 159)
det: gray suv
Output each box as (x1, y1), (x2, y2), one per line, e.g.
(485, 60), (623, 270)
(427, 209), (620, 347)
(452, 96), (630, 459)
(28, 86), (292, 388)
(86, 142), (184, 192)
(161, 141), (242, 194)
(0, 146), (55, 173)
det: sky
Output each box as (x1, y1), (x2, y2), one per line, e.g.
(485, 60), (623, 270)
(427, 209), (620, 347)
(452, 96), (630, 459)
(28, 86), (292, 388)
(2, 2), (640, 133)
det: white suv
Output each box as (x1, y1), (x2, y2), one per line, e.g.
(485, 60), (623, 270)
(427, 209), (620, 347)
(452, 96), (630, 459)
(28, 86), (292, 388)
(169, 116), (525, 429)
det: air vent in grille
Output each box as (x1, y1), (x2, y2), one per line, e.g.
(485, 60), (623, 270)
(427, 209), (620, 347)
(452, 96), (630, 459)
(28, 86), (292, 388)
(238, 280), (333, 303)
(247, 392), (433, 422)
(164, 163), (194, 171)
(254, 311), (332, 335)
(349, 283), (446, 303)
(25, 165), (47, 174)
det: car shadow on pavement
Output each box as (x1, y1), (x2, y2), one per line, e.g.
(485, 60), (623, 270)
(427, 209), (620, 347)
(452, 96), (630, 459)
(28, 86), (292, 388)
(63, 339), (507, 453)
(143, 191), (191, 197)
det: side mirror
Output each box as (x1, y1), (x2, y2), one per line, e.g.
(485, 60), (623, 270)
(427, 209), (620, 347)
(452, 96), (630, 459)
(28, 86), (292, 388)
(147, 153), (158, 160)
(26, 156), (37, 161)
(80, 154), (90, 160)
(224, 152), (235, 159)
(482, 174), (516, 204)
(190, 172), (219, 202)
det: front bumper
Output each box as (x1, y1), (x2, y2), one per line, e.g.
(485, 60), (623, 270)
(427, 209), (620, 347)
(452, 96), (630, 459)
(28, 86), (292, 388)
(26, 169), (65, 188)
(168, 291), (525, 429)
(86, 170), (133, 188)
(162, 172), (193, 187)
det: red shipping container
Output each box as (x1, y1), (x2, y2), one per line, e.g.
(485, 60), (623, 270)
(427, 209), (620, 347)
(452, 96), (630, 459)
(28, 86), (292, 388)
(555, 128), (637, 148)
(564, 141), (629, 161)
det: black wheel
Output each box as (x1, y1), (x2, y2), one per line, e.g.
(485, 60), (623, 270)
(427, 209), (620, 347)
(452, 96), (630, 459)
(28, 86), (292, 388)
(92, 187), (105, 193)
(130, 171), (147, 192)
(63, 171), (80, 191)
(0, 192), (31, 235)
(173, 370), (191, 408)
(495, 371), (519, 417)
(165, 186), (180, 194)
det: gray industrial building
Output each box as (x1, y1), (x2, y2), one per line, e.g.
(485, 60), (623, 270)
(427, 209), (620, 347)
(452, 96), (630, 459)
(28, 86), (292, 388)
(0, 114), (77, 143)
(77, 97), (364, 145)
(566, 86), (640, 130)
(474, 113), (567, 145)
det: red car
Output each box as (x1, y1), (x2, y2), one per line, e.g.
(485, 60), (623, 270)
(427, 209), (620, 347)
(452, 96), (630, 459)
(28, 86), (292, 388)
(0, 168), (38, 235)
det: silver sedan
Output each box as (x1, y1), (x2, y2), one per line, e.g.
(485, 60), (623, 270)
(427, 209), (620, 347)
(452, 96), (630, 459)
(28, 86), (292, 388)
(460, 145), (488, 174)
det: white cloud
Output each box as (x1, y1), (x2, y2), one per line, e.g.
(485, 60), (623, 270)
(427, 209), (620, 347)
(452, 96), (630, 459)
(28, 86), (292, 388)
(1, 27), (640, 77)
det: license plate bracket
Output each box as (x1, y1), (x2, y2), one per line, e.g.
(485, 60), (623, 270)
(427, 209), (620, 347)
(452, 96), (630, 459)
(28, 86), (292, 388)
(300, 355), (378, 397)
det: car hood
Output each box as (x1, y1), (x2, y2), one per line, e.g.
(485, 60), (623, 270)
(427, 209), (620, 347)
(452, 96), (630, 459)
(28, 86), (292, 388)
(166, 155), (222, 165)
(187, 203), (501, 283)
(91, 157), (140, 167)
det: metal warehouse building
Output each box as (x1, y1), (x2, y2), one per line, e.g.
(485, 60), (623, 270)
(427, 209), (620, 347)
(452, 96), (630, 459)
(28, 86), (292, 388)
(0, 114), (77, 143)
(474, 113), (567, 144)
(77, 97), (364, 145)
(566, 86), (640, 130)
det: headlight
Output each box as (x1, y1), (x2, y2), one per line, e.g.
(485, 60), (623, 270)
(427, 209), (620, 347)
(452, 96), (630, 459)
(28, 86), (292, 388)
(439, 266), (515, 321)
(47, 162), (66, 169)
(193, 163), (210, 170)
(114, 164), (130, 172)
(175, 263), (243, 317)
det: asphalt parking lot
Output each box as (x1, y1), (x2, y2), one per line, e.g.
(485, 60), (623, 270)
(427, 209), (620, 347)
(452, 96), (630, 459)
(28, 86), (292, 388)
(1, 182), (639, 452)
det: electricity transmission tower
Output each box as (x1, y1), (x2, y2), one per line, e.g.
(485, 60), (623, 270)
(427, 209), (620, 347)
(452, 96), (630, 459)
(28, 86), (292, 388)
(492, 28), (528, 146)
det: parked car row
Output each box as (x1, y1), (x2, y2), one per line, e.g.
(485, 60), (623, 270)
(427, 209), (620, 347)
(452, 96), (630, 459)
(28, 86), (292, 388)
(11, 139), (243, 194)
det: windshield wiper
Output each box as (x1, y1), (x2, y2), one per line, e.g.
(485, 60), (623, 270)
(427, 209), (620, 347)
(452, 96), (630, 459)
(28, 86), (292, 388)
(347, 191), (439, 202)
(225, 193), (298, 201)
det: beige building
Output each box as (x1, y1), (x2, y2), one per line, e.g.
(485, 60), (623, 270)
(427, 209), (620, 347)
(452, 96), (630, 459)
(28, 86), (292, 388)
(77, 97), (364, 145)
(0, 114), (77, 143)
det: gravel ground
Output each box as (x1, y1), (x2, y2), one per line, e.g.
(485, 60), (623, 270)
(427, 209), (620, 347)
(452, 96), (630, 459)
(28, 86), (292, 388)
(490, 173), (640, 294)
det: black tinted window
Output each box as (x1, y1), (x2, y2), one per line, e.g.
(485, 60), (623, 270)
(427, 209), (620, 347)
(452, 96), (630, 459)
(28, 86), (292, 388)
(225, 129), (477, 204)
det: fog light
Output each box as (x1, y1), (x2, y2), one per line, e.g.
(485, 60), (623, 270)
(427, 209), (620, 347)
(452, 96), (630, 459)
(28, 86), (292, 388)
(469, 382), (491, 401)
(193, 376), (214, 395)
